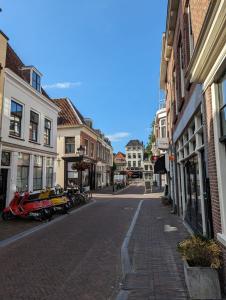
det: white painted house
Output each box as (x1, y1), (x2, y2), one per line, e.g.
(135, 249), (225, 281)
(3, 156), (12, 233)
(0, 42), (59, 208)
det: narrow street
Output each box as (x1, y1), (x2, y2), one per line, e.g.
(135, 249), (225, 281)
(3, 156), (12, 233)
(0, 183), (189, 300)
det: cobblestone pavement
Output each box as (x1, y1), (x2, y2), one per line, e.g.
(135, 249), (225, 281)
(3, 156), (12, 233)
(0, 184), (190, 300)
(0, 185), (142, 300)
(124, 199), (190, 300)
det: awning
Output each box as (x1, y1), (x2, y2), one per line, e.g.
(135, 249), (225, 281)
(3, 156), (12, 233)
(154, 155), (167, 174)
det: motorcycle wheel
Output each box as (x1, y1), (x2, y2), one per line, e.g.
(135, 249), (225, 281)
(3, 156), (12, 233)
(2, 211), (14, 221)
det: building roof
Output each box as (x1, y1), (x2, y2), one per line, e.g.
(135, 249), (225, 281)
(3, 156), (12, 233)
(5, 44), (52, 101)
(126, 140), (143, 147)
(52, 98), (85, 126)
(115, 152), (126, 159)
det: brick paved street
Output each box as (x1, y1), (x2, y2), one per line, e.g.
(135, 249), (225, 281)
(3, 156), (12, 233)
(0, 183), (190, 300)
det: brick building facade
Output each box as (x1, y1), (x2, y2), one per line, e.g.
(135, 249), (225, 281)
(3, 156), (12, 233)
(160, 0), (226, 290)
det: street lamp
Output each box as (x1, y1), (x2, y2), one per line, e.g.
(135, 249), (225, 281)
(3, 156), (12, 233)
(76, 145), (85, 193)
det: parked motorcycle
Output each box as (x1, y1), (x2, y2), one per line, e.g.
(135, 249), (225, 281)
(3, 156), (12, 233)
(2, 192), (51, 221)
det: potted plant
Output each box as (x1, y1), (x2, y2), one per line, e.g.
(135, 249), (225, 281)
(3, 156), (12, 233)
(177, 235), (222, 299)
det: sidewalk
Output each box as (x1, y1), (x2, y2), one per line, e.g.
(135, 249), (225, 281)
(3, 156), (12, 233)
(123, 198), (190, 300)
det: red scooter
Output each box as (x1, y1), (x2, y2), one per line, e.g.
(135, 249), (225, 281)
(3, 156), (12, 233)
(2, 191), (53, 221)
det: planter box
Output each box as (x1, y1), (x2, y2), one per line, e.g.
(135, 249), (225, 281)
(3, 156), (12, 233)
(183, 260), (221, 299)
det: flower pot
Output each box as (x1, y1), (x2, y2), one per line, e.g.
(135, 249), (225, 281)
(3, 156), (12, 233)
(183, 260), (221, 299)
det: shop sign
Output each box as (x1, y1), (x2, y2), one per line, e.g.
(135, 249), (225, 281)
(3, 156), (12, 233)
(156, 138), (169, 150)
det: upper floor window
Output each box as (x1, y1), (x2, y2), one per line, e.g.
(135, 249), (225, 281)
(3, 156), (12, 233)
(186, 4), (194, 59)
(91, 142), (95, 158)
(160, 118), (166, 138)
(128, 161), (131, 167)
(44, 119), (51, 146)
(84, 139), (89, 155)
(128, 153), (131, 159)
(219, 72), (226, 140)
(32, 71), (41, 92)
(138, 153), (141, 159)
(179, 38), (185, 99)
(133, 153), (136, 159)
(10, 100), (23, 137)
(133, 161), (136, 167)
(29, 111), (39, 142)
(65, 137), (75, 153)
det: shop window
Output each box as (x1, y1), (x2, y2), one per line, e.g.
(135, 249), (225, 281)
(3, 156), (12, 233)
(46, 158), (54, 188)
(219, 72), (226, 141)
(10, 100), (23, 137)
(33, 155), (43, 190)
(65, 137), (75, 154)
(17, 153), (29, 192)
(29, 111), (39, 142)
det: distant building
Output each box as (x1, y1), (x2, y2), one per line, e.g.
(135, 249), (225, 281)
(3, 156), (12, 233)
(52, 98), (113, 190)
(114, 152), (127, 173)
(125, 140), (144, 170)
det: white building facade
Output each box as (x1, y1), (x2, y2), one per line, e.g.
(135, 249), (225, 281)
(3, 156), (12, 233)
(0, 44), (59, 209)
(125, 140), (144, 170)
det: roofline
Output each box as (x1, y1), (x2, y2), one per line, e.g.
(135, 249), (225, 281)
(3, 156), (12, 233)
(0, 30), (9, 41)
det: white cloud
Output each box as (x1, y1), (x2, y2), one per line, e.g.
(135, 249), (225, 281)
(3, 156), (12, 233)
(106, 132), (130, 142)
(43, 81), (82, 89)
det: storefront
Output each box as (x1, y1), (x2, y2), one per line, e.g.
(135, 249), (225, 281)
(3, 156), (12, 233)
(175, 103), (210, 236)
(63, 157), (96, 190)
(0, 149), (56, 209)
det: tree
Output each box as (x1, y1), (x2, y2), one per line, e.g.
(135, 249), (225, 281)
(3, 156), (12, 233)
(145, 120), (155, 158)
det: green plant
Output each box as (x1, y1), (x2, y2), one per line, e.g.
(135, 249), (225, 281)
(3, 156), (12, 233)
(177, 235), (221, 269)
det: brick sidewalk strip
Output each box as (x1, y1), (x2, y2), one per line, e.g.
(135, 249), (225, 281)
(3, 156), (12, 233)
(123, 199), (190, 300)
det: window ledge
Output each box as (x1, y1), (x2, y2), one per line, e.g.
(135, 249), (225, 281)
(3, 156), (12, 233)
(29, 140), (41, 145)
(44, 144), (53, 148)
(217, 233), (226, 247)
(9, 135), (25, 141)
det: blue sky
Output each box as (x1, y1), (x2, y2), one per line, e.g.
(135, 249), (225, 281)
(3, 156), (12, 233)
(0, 0), (167, 153)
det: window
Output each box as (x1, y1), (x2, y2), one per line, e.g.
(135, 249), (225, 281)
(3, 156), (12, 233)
(133, 153), (136, 159)
(187, 4), (194, 59)
(138, 153), (141, 159)
(90, 142), (94, 157)
(44, 119), (51, 146)
(65, 137), (75, 153)
(29, 111), (39, 142)
(145, 165), (148, 171)
(1, 152), (10, 166)
(32, 71), (41, 91)
(128, 153), (131, 159)
(133, 161), (136, 167)
(219, 72), (226, 139)
(173, 70), (178, 115)
(17, 153), (29, 192)
(10, 100), (23, 137)
(46, 158), (54, 188)
(84, 139), (89, 155)
(160, 118), (166, 138)
(179, 39), (185, 99)
(128, 161), (131, 168)
(138, 161), (141, 168)
(33, 155), (43, 190)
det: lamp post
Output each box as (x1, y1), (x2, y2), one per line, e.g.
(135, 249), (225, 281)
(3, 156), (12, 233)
(76, 145), (85, 193)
